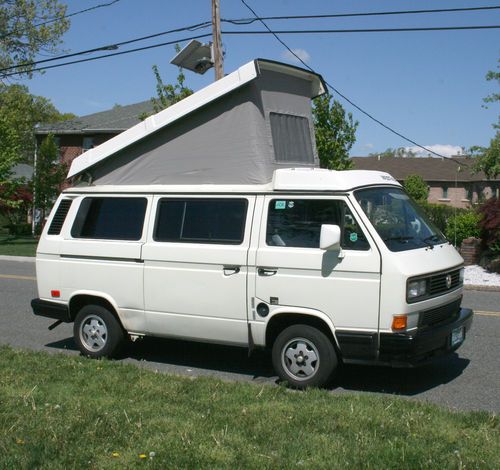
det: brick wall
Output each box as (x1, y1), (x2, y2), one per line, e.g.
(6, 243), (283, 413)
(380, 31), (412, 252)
(460, 237), (481, 265)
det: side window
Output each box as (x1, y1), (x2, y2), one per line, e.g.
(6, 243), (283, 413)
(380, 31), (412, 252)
(154, 198), (248, 244)
(266, 199), (369, 250)
(71, 197), (147, 240)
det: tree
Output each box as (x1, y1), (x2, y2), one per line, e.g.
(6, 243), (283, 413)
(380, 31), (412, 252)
(369, 147), (417, 158)
(312, 94), (358, 170)
(33, 133), (67, 221)
(471, 132), (500, 179)
(140, 62), (193, 119)
(471, 59), (500, 178)
(403, 174), (429, 203)
(0, 0), (69, 79)
(0, 84), (73, 162)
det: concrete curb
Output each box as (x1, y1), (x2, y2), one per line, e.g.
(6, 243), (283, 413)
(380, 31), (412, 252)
(0, 255), (35, 263)
(464, 284), (500, 292)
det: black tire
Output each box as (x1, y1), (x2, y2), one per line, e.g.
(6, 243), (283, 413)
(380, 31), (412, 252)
(73, 304), (124, 358)
(272, 324), (337, 389)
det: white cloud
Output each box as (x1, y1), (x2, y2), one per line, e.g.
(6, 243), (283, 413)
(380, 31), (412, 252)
(405, 144), (464, 158)
(363, 143), (374, 149)
(281, 48), (311, 64)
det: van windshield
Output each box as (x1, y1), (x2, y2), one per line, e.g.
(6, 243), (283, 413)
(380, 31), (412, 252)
(354, 187), (447, 252)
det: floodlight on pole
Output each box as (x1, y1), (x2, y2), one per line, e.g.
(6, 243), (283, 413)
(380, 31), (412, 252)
(170, 40), (214, 75)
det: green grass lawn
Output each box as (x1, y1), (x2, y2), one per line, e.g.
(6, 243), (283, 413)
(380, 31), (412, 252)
(0, 235), (37, 257)
(0, 346), (498, 469)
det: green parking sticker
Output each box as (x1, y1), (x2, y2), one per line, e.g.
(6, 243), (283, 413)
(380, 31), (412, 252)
(350, 232), (358, 242)
(275, 200), (286, 210)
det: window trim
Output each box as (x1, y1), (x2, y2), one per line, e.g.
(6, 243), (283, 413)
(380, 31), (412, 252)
(153, 197), (249, 245)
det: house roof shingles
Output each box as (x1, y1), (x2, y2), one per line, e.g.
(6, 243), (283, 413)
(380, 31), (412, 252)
(35, 100), (155, 134)
(351, 156), (497, 183)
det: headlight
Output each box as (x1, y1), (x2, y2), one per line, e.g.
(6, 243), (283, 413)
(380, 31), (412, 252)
(407, 279), (427, 300)
(459, 267), (465, 283)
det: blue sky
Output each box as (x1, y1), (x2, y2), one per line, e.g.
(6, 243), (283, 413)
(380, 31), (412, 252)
(16, 0), (500, 156)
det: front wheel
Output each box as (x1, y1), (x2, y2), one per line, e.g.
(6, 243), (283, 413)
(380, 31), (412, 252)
(73, 304), (124, 358)
(272, 324), (337, 389)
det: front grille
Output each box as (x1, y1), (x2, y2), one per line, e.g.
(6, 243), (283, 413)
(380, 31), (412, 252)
(419, 298), (461, 328)
(428, 269), (461, 296)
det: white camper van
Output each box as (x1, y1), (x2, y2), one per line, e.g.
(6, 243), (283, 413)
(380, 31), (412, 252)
(32, 168), (472, 388)
(31, 60), (472, 387)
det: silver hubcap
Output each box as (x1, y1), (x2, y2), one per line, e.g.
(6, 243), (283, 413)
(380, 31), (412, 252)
(281, 338), (319, 381)
(80, 315), (108, 352)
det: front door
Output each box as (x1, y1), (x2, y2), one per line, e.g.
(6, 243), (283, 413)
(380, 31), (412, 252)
(254, 195), (381, 334)
(142, 195), (255, 346)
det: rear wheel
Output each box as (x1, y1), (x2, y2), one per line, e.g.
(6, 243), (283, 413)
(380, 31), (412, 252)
(73, 304), (124, 358)
(272, 324), (337, 389)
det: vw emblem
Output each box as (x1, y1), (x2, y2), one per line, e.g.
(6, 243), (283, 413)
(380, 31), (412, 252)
(446, 274), (452, 289)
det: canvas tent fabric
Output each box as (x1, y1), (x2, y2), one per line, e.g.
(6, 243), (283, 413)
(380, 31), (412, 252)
(68, 59), (326, 185)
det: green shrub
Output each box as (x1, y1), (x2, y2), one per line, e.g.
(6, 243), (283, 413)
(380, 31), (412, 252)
(419, 202), (465, 234)
(444, 211), (481, 247)
(7, 223), (32, 236)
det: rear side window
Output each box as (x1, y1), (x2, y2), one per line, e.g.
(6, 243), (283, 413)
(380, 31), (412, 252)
(71, 197), (147, 240)
(266, 199), (369, 250)
(154, 198), (247, 244)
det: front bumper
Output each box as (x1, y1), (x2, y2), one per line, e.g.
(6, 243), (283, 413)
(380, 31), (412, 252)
(379, 307), (473, 366)
(31, 298), (71, 322)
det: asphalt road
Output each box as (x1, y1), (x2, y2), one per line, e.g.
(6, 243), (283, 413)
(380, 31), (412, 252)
(1, 258), (499, 413)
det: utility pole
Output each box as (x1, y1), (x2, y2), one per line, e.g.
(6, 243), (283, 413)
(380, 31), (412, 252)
(212, 0), (224, 80)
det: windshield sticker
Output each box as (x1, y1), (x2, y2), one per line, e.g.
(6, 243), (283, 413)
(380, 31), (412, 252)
(287, 201), (295, 209)
(350, 232), (358, 242)
(275, 200), (286, 210)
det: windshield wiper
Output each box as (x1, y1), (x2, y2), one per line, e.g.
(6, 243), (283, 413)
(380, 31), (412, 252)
(421, 234), (441, 249)
(383, 236), (415, 243)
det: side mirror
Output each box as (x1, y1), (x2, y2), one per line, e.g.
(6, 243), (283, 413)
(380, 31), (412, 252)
(320, 224), (341, 250)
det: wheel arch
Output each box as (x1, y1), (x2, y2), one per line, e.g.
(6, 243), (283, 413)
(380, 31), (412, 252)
(68, 291), (122, 325)
(265, 309), (340, 351)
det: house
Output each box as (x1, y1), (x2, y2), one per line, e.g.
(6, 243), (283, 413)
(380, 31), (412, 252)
(352, 156), (499, 208)
(35, 101), (155, 168)
(68, 59), (326, 185)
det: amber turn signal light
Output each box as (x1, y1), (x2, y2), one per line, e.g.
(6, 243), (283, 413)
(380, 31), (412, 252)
(392, 315), (407, 331)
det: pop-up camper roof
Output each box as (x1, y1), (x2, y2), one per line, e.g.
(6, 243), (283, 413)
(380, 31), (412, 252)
(68, 59), (326, 185)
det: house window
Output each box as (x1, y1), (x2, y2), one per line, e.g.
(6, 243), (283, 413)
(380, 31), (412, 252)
(269, 113), (314, 164)
(82, 137), (94, 151)
(466, 186), (473, 201)
(442, 187), (448, 199)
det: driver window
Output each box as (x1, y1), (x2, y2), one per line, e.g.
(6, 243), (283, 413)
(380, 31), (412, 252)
(266, 199), (369, 250)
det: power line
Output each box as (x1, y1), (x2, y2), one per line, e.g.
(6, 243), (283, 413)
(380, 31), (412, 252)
(0, 1), (122, 41)
(0, 21), (213, 74)
(223, 25), (500, 34)
(2, 21), (497, 76)
(224, 5), (500, 24)
(239, 0), (458, 161)
(1, 33), (213, 78)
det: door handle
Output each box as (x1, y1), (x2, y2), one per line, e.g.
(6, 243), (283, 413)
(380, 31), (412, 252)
(258, 267), (278, 276)
(223, 265), (240, 276)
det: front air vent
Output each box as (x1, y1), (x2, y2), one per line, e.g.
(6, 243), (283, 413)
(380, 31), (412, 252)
(47, 200), (73, 235)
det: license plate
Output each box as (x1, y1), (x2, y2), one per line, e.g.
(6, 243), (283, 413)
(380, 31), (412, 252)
(451, 326), (464, 347)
